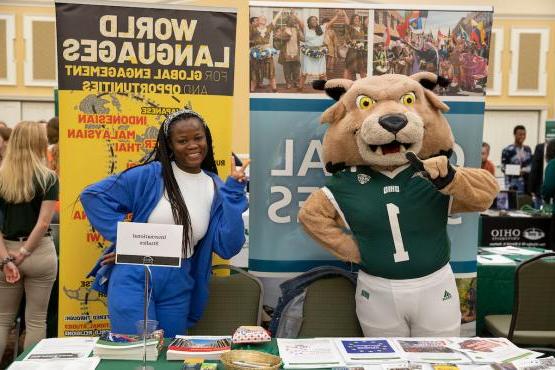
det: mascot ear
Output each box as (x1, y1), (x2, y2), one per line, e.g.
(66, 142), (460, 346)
(410, 72), (450, 113)
(313, 79), (354, 101)
(321, 102), (346, 124)
(314, 79), (353, 124)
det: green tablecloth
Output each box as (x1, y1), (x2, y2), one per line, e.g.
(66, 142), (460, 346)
(13, 340), (280, 370)
(476, 248), (546, 335)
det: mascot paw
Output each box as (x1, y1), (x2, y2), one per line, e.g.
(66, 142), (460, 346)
(406, 151), (456, 190)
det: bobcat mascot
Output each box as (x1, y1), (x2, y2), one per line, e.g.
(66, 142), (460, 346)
(298, 72), (498, 337)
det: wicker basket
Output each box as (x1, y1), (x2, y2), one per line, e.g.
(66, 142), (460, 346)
(220, 350), (282, 370)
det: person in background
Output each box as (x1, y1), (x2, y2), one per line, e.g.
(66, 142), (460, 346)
(81, 108), (249, 337)
(529, 141), (546, 208)
(541, 139), (555, 250)
(0, 126), (12, 165)
(481, 142), (495, 176)
(501, 125), (532, 193)
(46, 117), (60, 224)
(250, 10), (283, 93)
(342, 10), (368, 80)
(322, 17), (337, 71)
(276, 11), (304, 90)
(249, 17), (259, 91)
(46, 117), (59, 174)
(0, 122), (59, 359)
(299, 10), (341, 91)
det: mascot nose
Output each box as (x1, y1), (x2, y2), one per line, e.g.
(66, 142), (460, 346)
(378, 114), (408, 134)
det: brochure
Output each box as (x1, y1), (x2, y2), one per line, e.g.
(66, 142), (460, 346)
(277, 338), (344, 369)
(447, 338), (542, 364)
(335, 338), (403, 364)
(392, 338), (469, 364)
(24, 337), (98, 361)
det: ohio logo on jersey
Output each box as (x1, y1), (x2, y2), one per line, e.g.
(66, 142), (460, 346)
(383, 185), (400, 194)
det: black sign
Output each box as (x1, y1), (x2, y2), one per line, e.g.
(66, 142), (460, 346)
(481, 215), (551, 248)
(116, 254), (181, 267)
(56, 3), (236, 96)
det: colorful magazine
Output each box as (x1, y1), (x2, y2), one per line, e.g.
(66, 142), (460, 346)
(166, 336), (231, 361)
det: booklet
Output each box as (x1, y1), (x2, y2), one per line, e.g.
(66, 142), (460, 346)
(335, 338), (403, 364)
(93, 332), (162, 361)
(166, 336), (231, 361)
(392, 338), (469, 364)
(447, 338), (542, 364)
(277, 338), (344, 369)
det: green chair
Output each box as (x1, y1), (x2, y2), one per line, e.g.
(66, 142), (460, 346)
(188, 265), (263, 335)
(485, 252), (555, 348)
(297, 275), (363, 338)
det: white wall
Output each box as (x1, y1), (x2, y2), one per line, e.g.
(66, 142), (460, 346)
(0, 100), (55, 126)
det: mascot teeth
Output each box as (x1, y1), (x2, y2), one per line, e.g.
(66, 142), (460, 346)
(369, 141), (410, 155)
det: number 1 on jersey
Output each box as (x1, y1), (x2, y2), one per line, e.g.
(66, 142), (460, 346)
(386, 203), (410, 262)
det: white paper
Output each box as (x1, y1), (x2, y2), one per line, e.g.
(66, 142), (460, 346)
(482, 246), (541, 256)
(447, 338), (542, 364)
(478, 255), (516, 265)
(9, 357), (100, 370)
(511, 356), (555, 369)
(23, 337), (98, 361)
(505, 164), (521, 176)
(277, 338), (344, 369)
(116, 222), (183, 267)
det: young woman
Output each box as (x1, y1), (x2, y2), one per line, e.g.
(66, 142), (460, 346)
(250, 11), (283, 92)
(81, 109), (249, 336)
(0, 122), (58, 359)
(299, 10), (341, 91)
(343, 11), (368, 80)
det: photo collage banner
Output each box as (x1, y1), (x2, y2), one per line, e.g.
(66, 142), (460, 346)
(249, 2), (493, 335)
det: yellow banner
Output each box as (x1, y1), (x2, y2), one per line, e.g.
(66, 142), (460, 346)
(55, 2), (236, 336)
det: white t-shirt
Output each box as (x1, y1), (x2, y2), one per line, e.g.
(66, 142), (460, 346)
(147, 162), (214, 258)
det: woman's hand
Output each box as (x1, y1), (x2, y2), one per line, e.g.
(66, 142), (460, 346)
(3, 262), (20, 283)
(100, 251), (116, 265)
(230, 156), (250, 183)
(9, 251), (26, 266)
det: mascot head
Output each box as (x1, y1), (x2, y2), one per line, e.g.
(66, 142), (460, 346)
(316, 72), (454, 172)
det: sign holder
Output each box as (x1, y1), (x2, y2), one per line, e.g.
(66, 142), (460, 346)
(139, 258), (153, 370)
(115, 221), (183, 369)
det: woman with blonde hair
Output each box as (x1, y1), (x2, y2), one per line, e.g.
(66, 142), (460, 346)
(0, 121), (58, 359)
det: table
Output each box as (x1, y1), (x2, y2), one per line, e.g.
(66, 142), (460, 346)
(480, 212), (552, 249)
(476, 248), (546, 335)
(12, 340), (278, 370)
